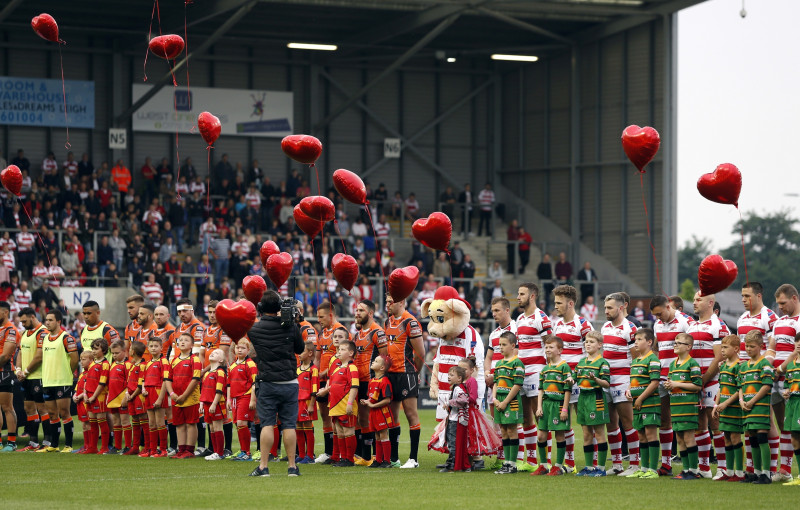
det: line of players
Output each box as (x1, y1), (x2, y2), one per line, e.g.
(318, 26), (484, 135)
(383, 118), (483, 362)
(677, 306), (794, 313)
(482, 281), (800, 483)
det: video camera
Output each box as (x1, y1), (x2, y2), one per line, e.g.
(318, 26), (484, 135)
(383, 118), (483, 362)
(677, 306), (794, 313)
(280, 298), (299, 327)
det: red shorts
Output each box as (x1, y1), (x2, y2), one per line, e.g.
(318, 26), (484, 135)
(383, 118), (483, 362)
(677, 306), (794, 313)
(331, 414), (357, 428)
(77, 402), (88, 422)
(88, 398), (107, 414)
(172, 404), (200, 425)
(298, 398), (318, 423)
(203, 402), (227, 423)
(369, 407), (393, 432)
(128, 395), (146, 416)
(145, 387), (163, 410)
(108, 406), (128, 415)
(232, 394), (254, 422)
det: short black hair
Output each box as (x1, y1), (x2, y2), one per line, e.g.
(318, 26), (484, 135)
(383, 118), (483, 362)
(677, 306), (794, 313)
(19, 307), (36, 317)
(260, 290), (281, 314)
(48, 309), (63, 323)
(83, 300), (99, 309)
(0, 301), (11, 311)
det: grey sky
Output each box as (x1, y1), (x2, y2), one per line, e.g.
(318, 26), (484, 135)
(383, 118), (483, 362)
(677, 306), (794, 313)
(678, 0), (800, 251)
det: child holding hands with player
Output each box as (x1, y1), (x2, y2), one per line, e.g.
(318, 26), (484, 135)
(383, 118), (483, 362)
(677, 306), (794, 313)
(712, 334), (745, 481)
(201, 348), (228, 461)
(360, 354), (394, 468)
(297, 342), (319, 464)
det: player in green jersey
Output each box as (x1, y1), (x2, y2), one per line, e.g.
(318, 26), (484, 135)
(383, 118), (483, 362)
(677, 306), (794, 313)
(533, 335), (572, 476)
(492, 331), (525, 474)
(574, 331), (610, 477)
(712, 335), (745, 481)
(625, 329), (661, 479)
(777, 332), (800, 486)
(741, 330), (774, 484)
(667, 333), (702, 480)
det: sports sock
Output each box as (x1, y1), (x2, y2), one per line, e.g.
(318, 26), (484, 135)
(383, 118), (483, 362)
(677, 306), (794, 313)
(409, 423), (421, 461)
(744, 435), (754, 473)
(381, 439), (390, 463)
(508, 439), (519, 464)
(149, 426), (159, 452)
(131, 420), (141, 449)
(81, 426), (89, 449)
(363, 431), (374, 460)
(564, 429), (575, 468)
(537, 441), (547, 466)
(517, 425), (525, 460)
(794, 448), (800, 471)
(223, 421), (232, 451)
(297, 427), (307, 458)
(113, 425), (123, 450)
(555, 440), (566, 466)
(524, 426), (538, 464)
(168, 422), (178, 450)
(355, 428), (362, 459)
(159, 426), (168, 450)
(713, 432), (726, 470)
(376, 437), (385, 463)
(696, 431), (711, 472)
(237, 425), (251, 455)
(332, 432), (341, 461)
(28, 414), (40, 444)
(660, 428), (673, 469)
(649, 441), (660, 471)
(50, 418), (61, 449)
(607, 428), (622, 465)
(345, 434), (356, 462)
(141, 422), (150, 451)
(63, 417), (73, 448)
(687, 445), (699, 471)
(389, 426), (400, 462)
(758, 433), (771, 473)
(40, 413), (51, 446)
(768, 434), (779, 473)
(733, 442), (744, 472)
(255, 423), (263, 451)
(679, 449), (688, 471)
(196, 422), (206, 449)
(640, 438), (650, 468)
(270, 427), (279, 457)
(123, 424), (132, 449)
(780, 432), (793, 473)
(323, 427), (333, 456)
(624, 428), (640, 466)
(597, 442), (608, 469)
(99, 420), (110, 450)
(306, 429), (315, 457)
(583, 444), (594, 468)
(750, 435), (761, 474)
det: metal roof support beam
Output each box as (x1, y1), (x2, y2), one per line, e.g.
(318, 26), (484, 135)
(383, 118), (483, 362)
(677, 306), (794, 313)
(184, 0), (255, 29)
(0, 0), (25, 24)
(475, 7), (573, 44)
(312, 12), (460, 133)
(574, 0), (706, 44)
(114, 0), (258, 126)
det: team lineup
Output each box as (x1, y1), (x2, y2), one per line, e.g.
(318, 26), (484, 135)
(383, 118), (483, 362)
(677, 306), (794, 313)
(1, 280), (800, 485)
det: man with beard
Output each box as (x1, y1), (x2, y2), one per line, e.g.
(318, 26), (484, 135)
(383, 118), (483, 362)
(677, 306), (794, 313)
(124, 295), (145, 353)
(15, 308), (49, 451)
(353, 300), (388, 465)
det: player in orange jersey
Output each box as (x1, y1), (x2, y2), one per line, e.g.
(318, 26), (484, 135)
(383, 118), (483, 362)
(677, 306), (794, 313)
(353, 299), (388, 464)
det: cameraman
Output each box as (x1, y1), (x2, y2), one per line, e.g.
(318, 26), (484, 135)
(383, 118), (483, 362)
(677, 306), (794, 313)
(247, 290), (304, 477)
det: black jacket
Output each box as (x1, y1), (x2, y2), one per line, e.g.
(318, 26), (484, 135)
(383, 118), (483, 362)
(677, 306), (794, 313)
(248, 315), (304, 383)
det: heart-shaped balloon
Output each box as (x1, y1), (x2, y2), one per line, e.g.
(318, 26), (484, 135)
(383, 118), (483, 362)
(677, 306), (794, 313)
(198, 112), (221, 147)
(333, 169), (367, 205)
(266, 252), (293, 289)
(299, 196), (335, 222)
(697, 163), (742, 208)
(281, 135), (322, 165)
(1, 165), (23, 197)
(698, 254), (738, 296)
(31, 14), (62, 44)
(621, 125), (661, 173)
(215, 299), (257, 342)
(388, 266), (420, 303)
(293, 205), (324, 239)
(148, 34), (185, 60)
(259, 240), (280, 269)
(242, 275), (267, 305)
(412, 212), (452, 253)
(332, 253), (359, 291)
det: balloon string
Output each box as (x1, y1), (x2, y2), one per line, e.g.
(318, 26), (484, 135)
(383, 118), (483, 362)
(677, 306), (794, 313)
(172, 77), (181, 199)
(143, 0), (163, 81)
(363, 203), (386, 293)
(19, 203), (53, 269)
(332, 219), (347, 254)
(312, 163), (321, 196)
(204, 147), (211, 281)
(738, 208), (749, 283)
(58, 46), (70, 150)
(184, 1), (191, 99)
(639, 172), (662, 292)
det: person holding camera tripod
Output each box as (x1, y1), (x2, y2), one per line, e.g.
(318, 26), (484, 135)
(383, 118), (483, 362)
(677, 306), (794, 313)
(247, 291), (305, 478)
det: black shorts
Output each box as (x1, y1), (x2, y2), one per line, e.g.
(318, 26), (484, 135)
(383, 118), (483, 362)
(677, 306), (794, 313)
(387, 372), (418, 402)
(317, 380), (328, 404)
(0, 371), (14, 393)
(23, 378), (45, 403)
(256, 381), (299, 429)
(43, 386), (73, 401)
(358, 381), (370, 402)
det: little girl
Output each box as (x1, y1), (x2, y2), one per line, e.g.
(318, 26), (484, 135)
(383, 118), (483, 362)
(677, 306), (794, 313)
(201, 349), (228, 460)
(443, 366), (471, 472)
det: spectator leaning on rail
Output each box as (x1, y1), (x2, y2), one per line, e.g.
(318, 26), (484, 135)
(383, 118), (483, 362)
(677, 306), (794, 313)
(247, 290), (305, 478)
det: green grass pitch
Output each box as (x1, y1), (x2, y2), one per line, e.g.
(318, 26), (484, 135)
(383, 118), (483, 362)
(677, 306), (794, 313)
(4, 409), (799, 509)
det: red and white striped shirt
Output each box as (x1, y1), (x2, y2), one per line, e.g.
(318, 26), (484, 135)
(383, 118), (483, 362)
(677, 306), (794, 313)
(434, 325), (485, 416)
(374, 222), (390, 239)
(2, 252), (14, 270)
(13, 289), (31, 307)
(478, 189), (495, 211)
(16, 232), (35, 252)
(737, 306), (777, 361)
(199, 222), (217, 238)
(0, 238), (16, 252)
(772, 315), (800, 367)
(516, 309), (552, 376)
(488, 322), (517, 372)
(33, 266), (48, 281)
(553, 315), (593, 370)
(141, 282), (164, 305)
(143, 210), (163, 228)
(190, 181), (206, 195)
(176, 182), (189, 196)
(173, 284), (183, 301)
(688, 314), (729, 384)
(580, 303), (598, 322)
(245, 192), (261, 208)
(654, 311), (694, 378)
(601, 319), (638, 380)
(48, 266), (65, 287)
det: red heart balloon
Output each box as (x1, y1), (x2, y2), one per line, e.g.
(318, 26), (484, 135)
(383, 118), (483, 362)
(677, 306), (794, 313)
(266, 252), (293, 289)
(198, 112), (221, 146)
(621, 125), (661, 173)
(259, 240), (280, 269)
(1, 165), (23, 197)
(299, 196), (335, 222)
(388, 266), (420, 303)
(148, 34), (185, 60)
(412, 212), (452, 253)
(281, 135), (322, 165)
(31, 14), (62, 44)
(698, 254), (738, 297)
(242, 275), (267, 305)
(293, 205), (324, 239)
(215, 299), (256, 342)
(333, 169), (367, 205)
(697, 163), (742, 208)
(332, 253), (359, 291)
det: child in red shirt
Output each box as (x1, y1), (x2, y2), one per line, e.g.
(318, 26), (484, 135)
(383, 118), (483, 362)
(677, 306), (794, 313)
(106, 340), (131, 453)
(166, 333), (202, 459)
(85, 339), (110, 454)
(141, 337), (169, 457)
(318, 340), (359, 467)
(228, 339), (258, 461)
(297, 341), (319, 463)
(201, 348), (228, 460)
(360, 354), (394, 468)
(72, 351), (93, 453)
(122, 341), (148, 455)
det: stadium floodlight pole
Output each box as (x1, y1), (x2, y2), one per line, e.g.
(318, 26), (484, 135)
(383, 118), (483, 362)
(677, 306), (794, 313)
(114, 0), (258, 126)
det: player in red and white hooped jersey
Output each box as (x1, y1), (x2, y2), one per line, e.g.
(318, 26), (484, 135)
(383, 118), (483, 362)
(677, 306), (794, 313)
(600, 292), (639, 475)
(737, 282), (777, 361)
(768, 284), (800, 479)
(515, 283), (551, 466)
(485, 297), (517, 381)
(551, 285), (593, 402)
(432, 318), (484, 420)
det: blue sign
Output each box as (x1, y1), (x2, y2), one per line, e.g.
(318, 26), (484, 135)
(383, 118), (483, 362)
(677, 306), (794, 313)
(0, 76), (95, 128)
